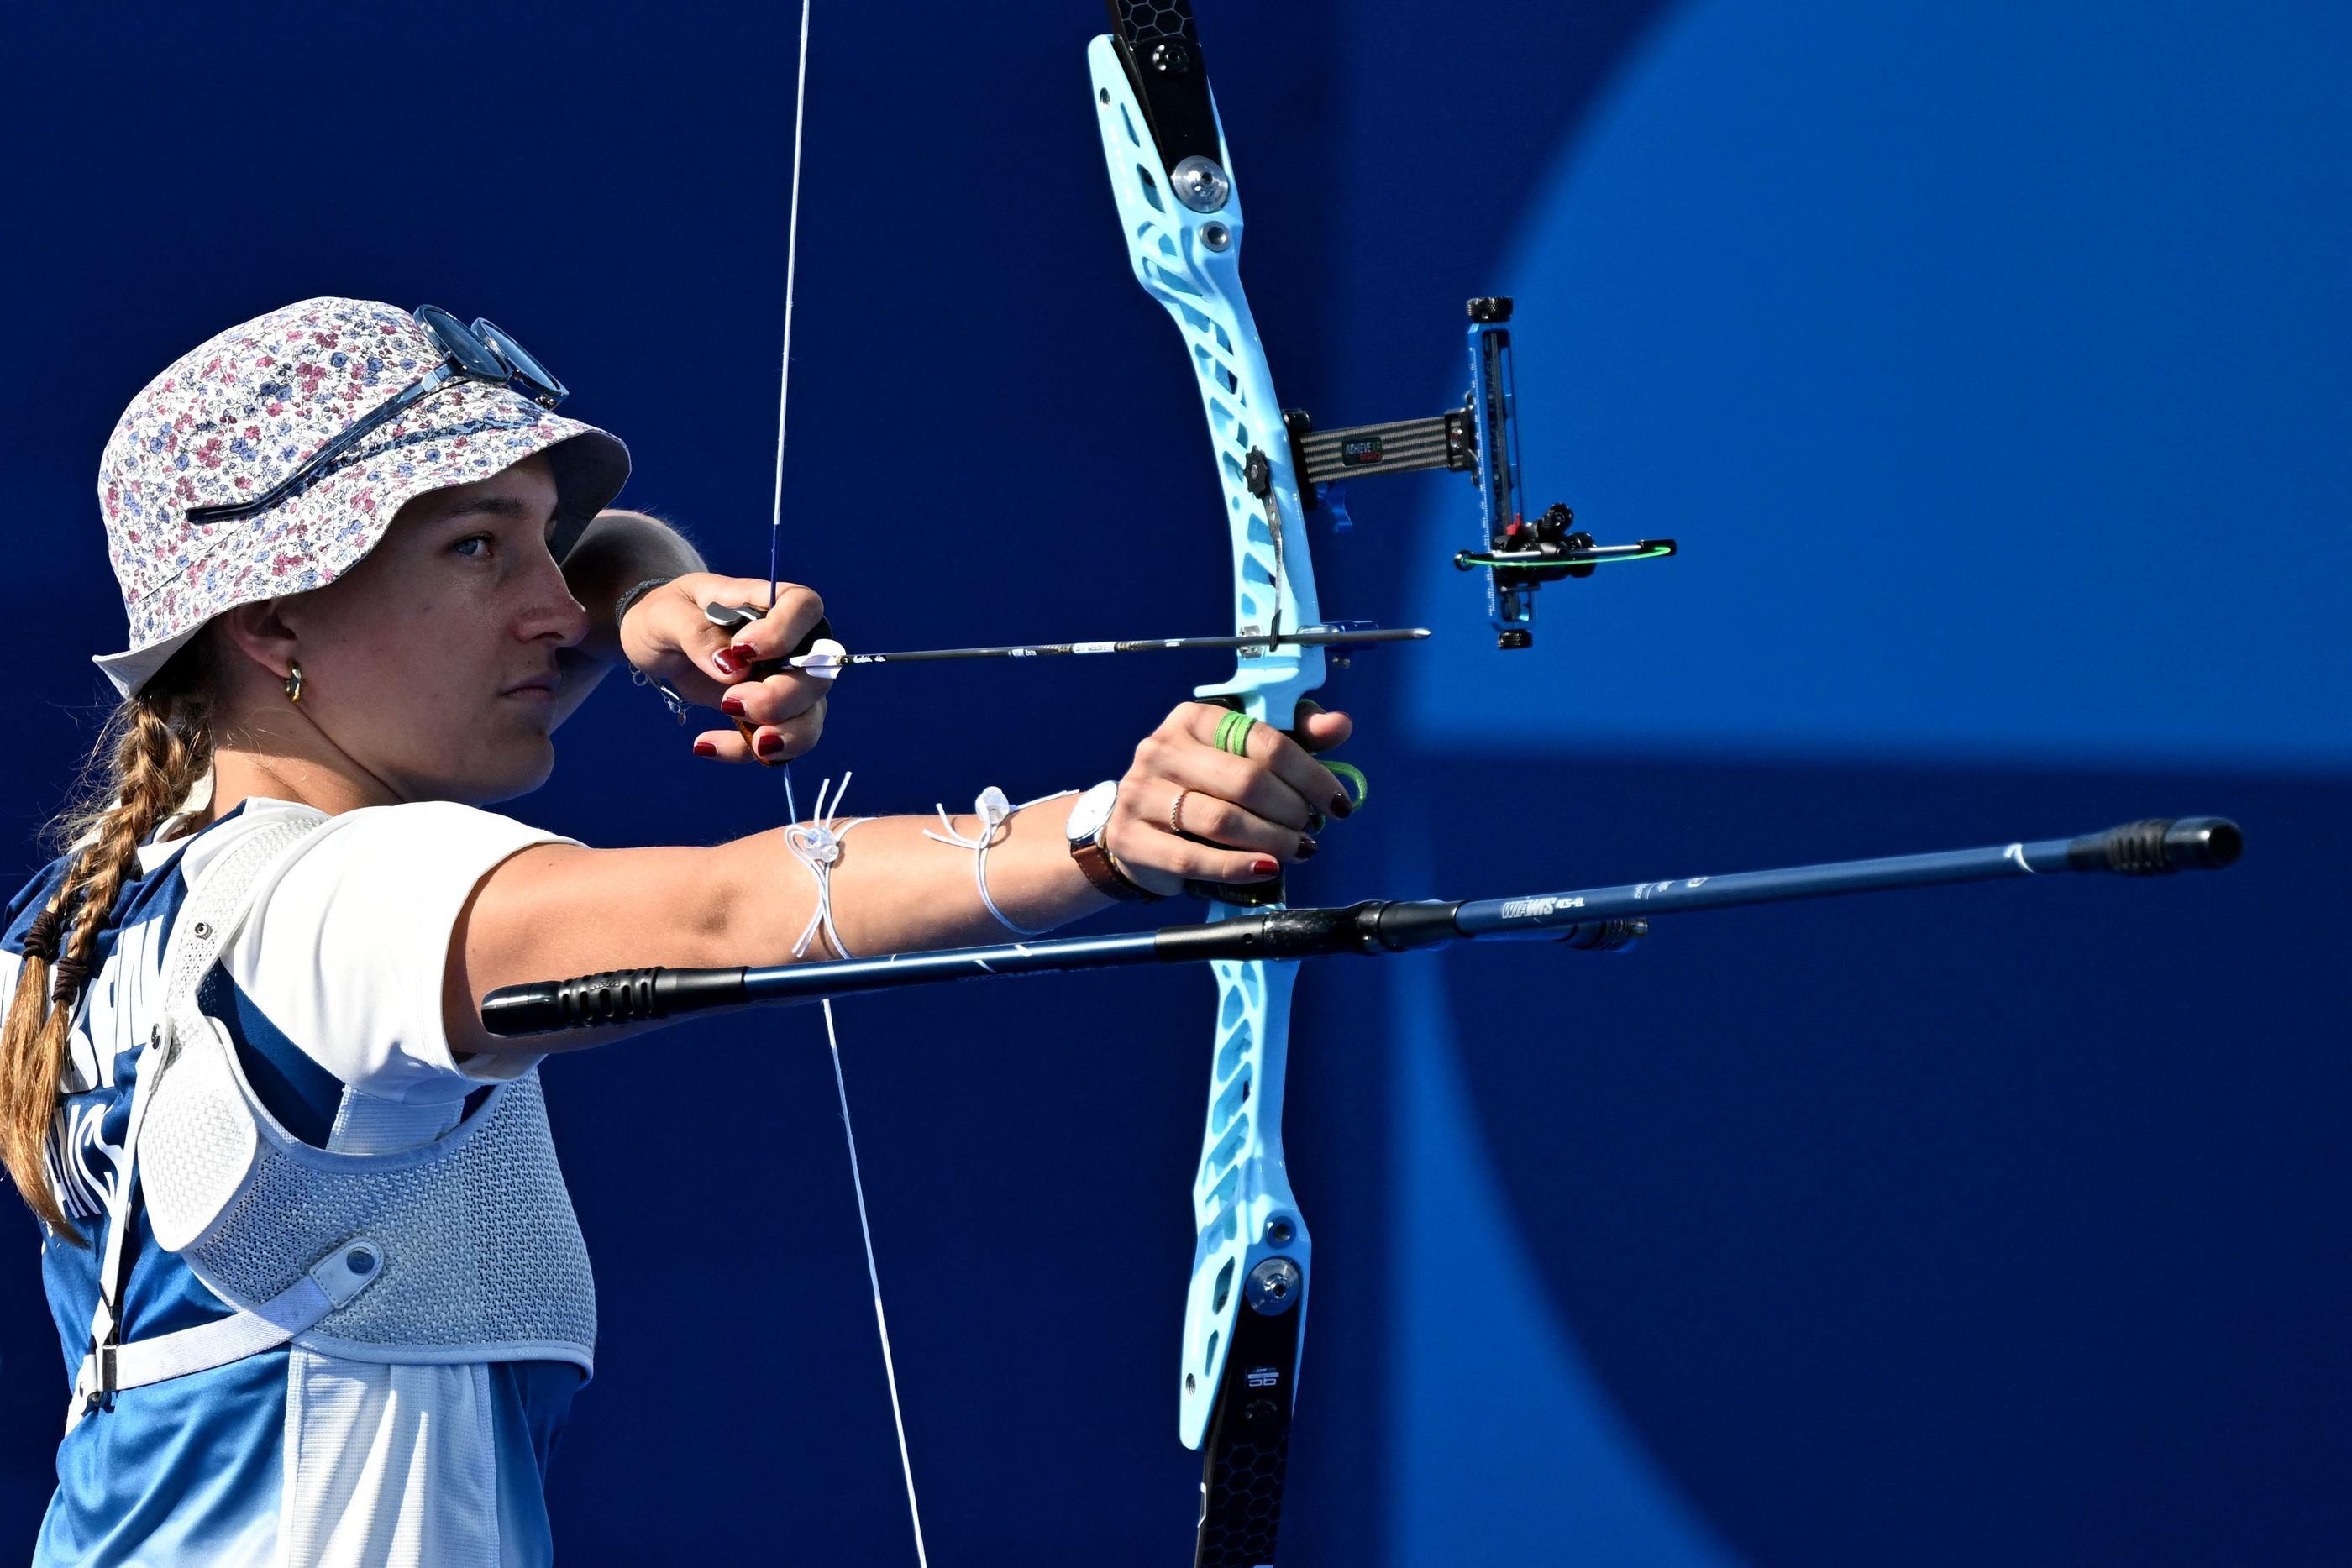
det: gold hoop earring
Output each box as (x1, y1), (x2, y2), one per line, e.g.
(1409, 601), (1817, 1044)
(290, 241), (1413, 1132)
(284, 663), (304, 705)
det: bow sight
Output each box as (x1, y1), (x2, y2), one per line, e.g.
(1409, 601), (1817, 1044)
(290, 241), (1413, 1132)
(1282, 296), (1678, 648)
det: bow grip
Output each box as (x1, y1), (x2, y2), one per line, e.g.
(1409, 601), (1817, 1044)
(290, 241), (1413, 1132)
(1181, 694), (1353, 908)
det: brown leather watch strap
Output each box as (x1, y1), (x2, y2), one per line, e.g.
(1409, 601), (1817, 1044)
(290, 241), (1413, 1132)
(1070, 838), (1159, 902)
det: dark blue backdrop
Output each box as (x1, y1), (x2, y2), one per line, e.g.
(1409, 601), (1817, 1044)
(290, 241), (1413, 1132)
(2, 2), (2342, 1564)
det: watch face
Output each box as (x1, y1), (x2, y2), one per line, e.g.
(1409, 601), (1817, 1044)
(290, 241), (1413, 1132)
(1066, 779), (1118, 843)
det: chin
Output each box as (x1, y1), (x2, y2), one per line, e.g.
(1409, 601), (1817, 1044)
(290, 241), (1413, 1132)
(442, 738), (560, 808)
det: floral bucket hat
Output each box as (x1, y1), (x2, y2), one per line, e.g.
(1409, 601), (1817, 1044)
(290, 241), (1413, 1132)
(93, 296), (630, 695)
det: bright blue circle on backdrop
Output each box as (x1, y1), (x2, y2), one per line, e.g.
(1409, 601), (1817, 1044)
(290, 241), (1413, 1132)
(1406, 0), (2350, 771)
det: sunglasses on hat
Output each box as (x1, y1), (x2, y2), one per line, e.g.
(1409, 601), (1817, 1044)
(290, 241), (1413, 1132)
(186, 305), (567, 525)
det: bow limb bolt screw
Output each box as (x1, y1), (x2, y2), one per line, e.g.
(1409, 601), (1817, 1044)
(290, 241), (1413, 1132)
(1171, 155), (1231, 212)
(1245, 1256), (1304, 1315)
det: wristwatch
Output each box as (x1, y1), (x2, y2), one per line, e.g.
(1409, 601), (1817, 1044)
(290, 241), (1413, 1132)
(1065, 780), (1159, 902)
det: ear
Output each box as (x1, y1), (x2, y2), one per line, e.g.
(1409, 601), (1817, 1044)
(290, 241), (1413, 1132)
(213, 599), (302, 684)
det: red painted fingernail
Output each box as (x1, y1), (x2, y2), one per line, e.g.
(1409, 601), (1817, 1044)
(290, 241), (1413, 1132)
(755, 733), (786, 759)
(1296, 836), (1319, 860)
(711, 648), (743, 676)
(692, 739), (718, 758)
(1329, 792), (1354, 819)
(720, 693), (747, 717)
(1252, 857), (1280, 876)
(727, 642), (762, 666)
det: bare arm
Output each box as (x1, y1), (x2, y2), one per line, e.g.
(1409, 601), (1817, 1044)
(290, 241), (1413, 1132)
(445, 800), (1105, 1057)
(444, 702), (1359, 1057)
(549, 508), (708, 726)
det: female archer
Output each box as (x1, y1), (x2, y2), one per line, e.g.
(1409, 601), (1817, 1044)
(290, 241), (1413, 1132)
(1, 296), (1353, 1565)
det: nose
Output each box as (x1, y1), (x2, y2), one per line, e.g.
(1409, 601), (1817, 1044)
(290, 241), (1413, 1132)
(521, 539), (591, 649)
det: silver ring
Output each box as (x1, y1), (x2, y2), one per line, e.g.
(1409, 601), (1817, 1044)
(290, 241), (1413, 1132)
(1170, 789), (1190, 837)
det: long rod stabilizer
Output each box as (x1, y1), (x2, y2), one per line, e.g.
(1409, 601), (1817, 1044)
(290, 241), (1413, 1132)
(482, 816), (2240, 1037)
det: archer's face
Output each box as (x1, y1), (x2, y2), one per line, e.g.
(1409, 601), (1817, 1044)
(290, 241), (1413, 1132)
(278, 454), (585, 805)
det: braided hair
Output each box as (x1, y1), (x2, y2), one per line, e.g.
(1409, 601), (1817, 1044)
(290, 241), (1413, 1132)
(2, 642), (217, 1243)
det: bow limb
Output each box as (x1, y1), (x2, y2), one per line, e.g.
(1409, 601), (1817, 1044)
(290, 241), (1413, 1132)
(1090, 10), (1320, 1562)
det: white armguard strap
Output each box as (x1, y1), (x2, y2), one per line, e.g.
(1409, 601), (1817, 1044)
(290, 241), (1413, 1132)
(922, 785), (1079, 936)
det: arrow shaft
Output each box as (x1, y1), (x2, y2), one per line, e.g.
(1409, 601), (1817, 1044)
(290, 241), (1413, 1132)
(790, 626), (1428, 668)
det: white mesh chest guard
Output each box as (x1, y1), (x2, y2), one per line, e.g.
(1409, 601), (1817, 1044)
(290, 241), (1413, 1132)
(88, 813), (594, 1408)
(143, 1043), (597, 1369)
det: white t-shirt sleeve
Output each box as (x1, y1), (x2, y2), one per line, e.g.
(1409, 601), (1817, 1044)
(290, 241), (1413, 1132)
(202, 800), (579, 1104)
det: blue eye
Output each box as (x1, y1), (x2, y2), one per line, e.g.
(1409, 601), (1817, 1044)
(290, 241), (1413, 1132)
(453, 534), (491, 558)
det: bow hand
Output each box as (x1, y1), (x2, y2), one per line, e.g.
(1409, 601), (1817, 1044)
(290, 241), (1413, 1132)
(1101, 701), (1361, 899)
